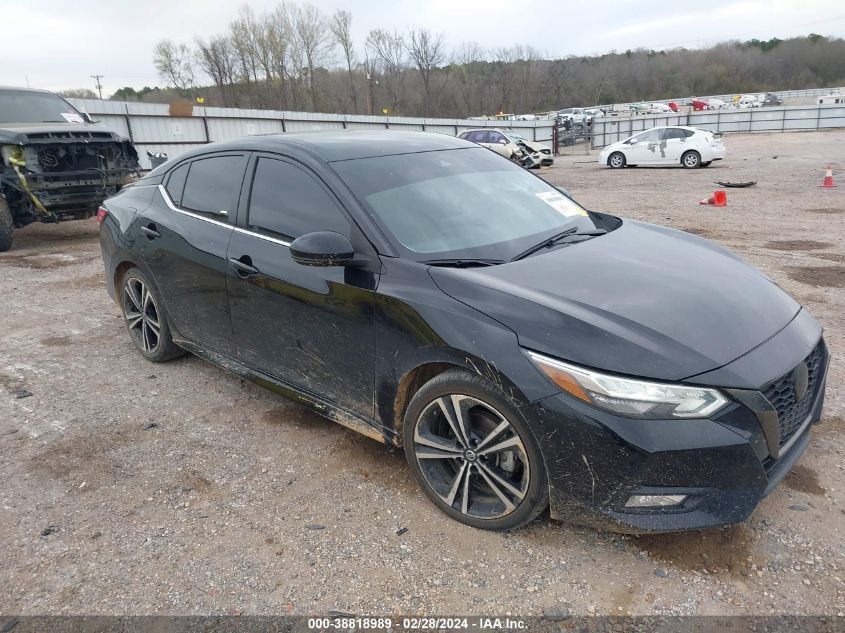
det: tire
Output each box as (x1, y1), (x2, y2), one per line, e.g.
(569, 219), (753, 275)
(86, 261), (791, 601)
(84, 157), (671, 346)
(682, 150), (701, 168)
(0, 196), (14, 253)
(701, 161), (713, 168)
(120, 267), (185, 362)
(403, 369), (549, 531)
(608, 152), (626, 169)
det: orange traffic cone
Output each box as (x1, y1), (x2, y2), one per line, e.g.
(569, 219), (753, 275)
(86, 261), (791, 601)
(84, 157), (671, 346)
(820, 165), (836, 188)
(699, 190), (727, 206)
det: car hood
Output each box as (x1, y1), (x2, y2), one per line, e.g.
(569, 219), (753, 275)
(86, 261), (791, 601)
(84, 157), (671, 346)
(599, 141), (624, 154)
(0, 122), (124, 144)
(429, 220), (801, 382)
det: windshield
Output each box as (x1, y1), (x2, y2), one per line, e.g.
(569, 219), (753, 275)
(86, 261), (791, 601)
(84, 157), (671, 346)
(0, 90), (84, 124)
(332, 147), (599, 261)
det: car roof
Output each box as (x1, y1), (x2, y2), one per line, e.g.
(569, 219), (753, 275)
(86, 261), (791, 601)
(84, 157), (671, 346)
(184, 130), (475, 162)
(0, 86), (58, 94)
(461, 128), (508, 133)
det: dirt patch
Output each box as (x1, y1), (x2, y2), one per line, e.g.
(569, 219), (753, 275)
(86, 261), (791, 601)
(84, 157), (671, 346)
(40, 336), (74, 347)
(629, 525), (757, 576)
(181, 469), (214, 493)
(786, 266), (845, 288)
(765, 240), (832, 251)
(813, 252), (845, 264)
(27, 426), (131, 494)
(47, 273), (106, 291)
(783, 464), (826, 496)
(805, 207), (843, 214)
(0, 253), (99, 270)
(682, 227), (716, 238)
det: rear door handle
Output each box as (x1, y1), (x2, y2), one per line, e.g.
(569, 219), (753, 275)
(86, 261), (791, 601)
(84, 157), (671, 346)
(228, 257), (259, 277)
(140, 224), (161, 239)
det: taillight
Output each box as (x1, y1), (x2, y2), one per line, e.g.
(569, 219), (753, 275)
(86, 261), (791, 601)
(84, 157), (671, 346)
(96, 206), (108, 224)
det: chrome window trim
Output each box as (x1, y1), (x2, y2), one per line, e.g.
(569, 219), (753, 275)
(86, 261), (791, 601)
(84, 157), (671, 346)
(157, 184), (291, 247)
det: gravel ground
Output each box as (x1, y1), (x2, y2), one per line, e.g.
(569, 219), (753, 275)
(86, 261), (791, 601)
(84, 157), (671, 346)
(0, 130), (843, 617)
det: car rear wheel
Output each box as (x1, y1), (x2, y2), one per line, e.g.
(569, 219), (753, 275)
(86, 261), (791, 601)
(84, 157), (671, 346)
(608, 152), (626, 168)
(0, 197), (14, 252)
(682, 151), (702, 168)
(403, 369), (549, 531)
(121, 268), (185, 362)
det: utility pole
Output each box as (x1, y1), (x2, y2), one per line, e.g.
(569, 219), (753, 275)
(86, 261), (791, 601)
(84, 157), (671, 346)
(90, 75), (104, 99)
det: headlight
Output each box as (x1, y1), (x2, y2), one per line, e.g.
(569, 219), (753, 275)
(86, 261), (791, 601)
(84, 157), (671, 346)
(525, 350), (729, 419)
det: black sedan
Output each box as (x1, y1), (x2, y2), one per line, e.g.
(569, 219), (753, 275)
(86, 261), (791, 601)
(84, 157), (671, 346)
(98, 131), (828, 533)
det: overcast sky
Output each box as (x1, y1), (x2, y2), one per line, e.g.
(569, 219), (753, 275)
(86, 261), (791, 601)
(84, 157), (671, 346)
(2, 0), (844, 96)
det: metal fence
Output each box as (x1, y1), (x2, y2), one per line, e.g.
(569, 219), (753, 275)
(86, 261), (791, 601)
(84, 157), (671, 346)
(68, 98), (555, 170)
(590, 104), (845, 148)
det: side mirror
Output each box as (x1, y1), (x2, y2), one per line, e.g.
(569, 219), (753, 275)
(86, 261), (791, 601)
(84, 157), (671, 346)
(290, 231), (354, 267)
(628, 138), (638, 145)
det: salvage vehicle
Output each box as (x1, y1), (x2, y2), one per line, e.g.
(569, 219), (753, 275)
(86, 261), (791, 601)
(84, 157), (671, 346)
(458, 128), (553, 167)
(599, 126), (725, 168)
(763, 93), (783, 107)
(0, 86), (139, 251)
(99, 131), (828, 533)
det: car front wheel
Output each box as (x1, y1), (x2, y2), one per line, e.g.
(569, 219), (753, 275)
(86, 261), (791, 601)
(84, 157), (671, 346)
(608, 152), (626, 168)
(682, 150), (701, 168)
(121, 268), (185, 362)
(403, 369), (549, 531)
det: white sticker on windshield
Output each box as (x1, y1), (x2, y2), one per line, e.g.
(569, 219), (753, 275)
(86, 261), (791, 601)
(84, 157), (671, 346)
(535, 191), (587, 217)
(60, 112), (84, 123)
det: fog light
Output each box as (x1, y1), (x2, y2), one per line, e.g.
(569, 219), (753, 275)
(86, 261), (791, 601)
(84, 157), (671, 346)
(625, 494), (687, 508)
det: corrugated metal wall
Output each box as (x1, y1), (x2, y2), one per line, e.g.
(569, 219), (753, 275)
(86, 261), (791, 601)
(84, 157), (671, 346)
(67, 99), (555, 170)
(590, 105), (845, 148)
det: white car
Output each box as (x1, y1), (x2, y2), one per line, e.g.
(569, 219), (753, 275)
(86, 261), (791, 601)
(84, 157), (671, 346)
(556, 108), (588, 126)
(458, 128), (553, 167)
(648, 102), (674, 113)
(598, 126), (726, 169)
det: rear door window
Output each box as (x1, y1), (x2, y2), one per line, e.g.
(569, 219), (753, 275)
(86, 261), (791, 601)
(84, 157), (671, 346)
(247, 157), (350, 241)
(180, 155), (246, 220)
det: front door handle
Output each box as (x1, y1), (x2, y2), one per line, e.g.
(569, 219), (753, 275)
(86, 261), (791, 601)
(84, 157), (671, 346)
(140, 224), (161, 239)
(228, 256), (259, 277)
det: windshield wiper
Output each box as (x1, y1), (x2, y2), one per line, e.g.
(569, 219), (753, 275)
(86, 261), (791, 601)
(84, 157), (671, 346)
(510, 228), (608, 262)
(421, 258), (505, 268)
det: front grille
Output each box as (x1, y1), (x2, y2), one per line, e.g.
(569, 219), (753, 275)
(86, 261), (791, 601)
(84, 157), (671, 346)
(761, 342), (825, 448)
(26, 131), (114, 141)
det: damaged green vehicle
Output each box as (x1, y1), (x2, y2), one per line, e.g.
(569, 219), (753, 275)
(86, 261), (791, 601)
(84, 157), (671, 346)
(0, 86), (139, 251)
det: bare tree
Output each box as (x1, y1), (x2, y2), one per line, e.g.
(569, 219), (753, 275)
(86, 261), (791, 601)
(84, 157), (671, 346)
(153, 39), (196, 93)
(407, 29), (447, 116)
(57, 88), (99, 99)
(196, 35), (237, 105)
(365, 29), (405, 113)
(292, 3), (334, 109)
(331, 9), (358, 113)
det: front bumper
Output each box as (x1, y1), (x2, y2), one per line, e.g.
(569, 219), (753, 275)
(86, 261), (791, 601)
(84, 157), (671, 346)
(529, 336), (828, 533)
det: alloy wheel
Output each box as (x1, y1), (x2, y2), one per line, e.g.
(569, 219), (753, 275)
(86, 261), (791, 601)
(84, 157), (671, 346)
(123, 277), (161, 354)
(412, 395), (530, 519)
(609, 153), (624, 168)
(683, 151), (700, 168)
